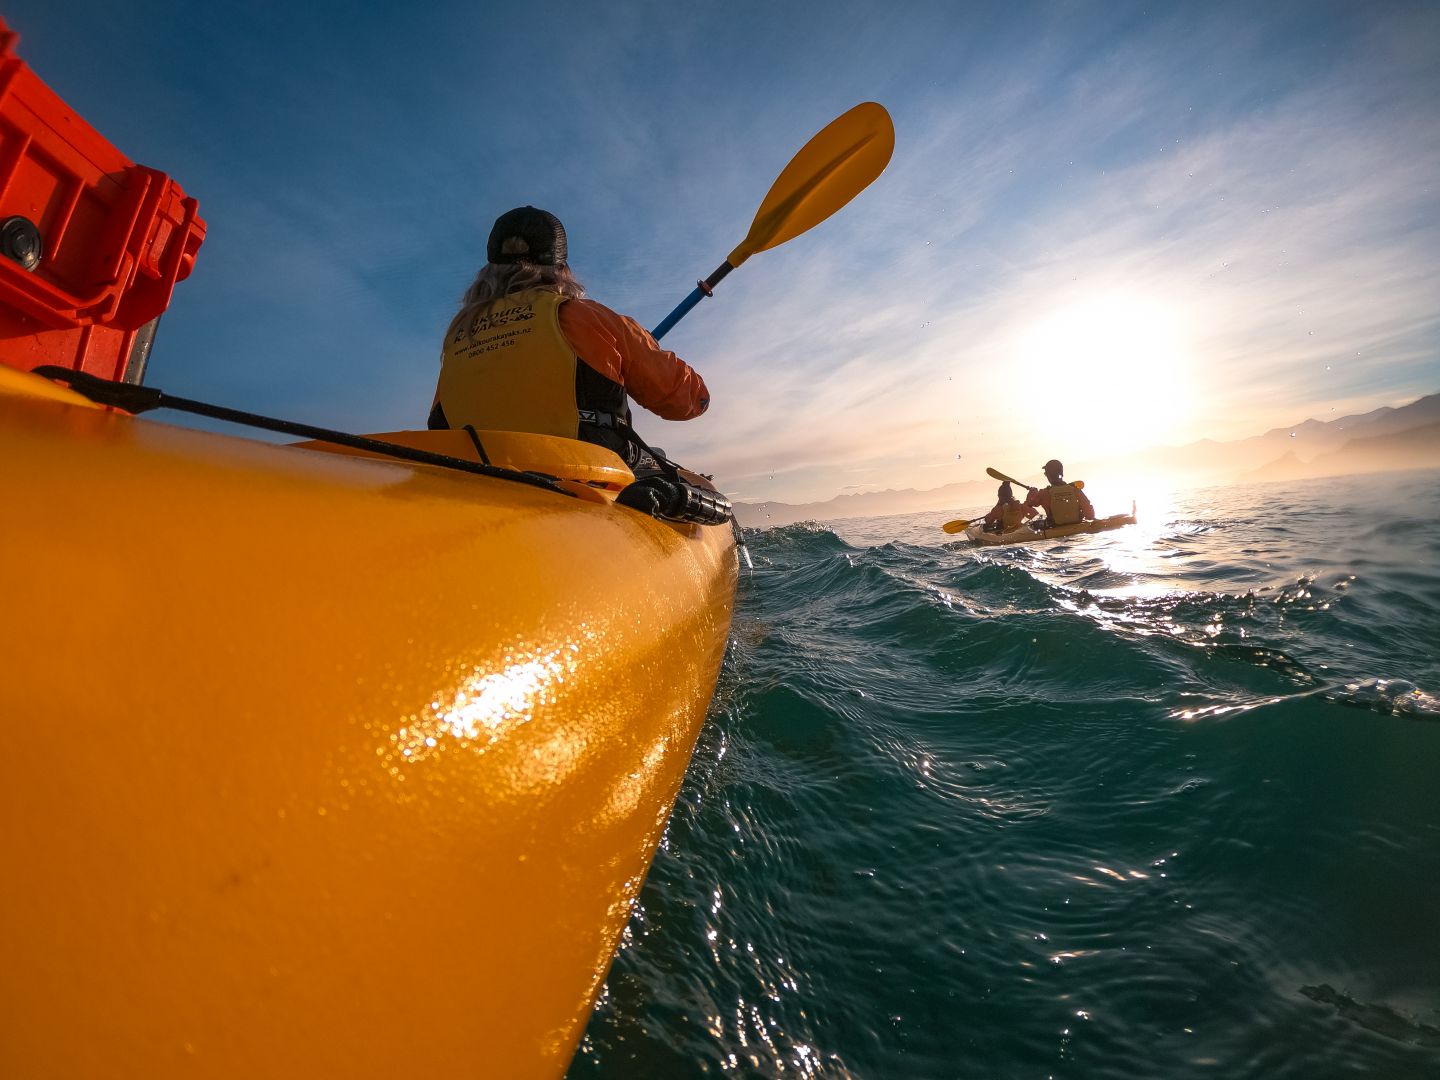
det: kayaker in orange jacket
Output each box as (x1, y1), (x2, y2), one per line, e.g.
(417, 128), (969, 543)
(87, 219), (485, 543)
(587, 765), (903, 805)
(983, 482), (1038, 533)
(430, 206), (709, 468)
(1024, 459), (1095, 525)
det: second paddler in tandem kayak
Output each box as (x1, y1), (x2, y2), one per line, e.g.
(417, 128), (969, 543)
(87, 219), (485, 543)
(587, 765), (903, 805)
(1023, 458), (1096, 527)
(429, 206), (711, 474)
(982, 481), (1039, 533)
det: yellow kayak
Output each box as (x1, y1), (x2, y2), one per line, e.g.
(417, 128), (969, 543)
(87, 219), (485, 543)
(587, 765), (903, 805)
(0, 364), (738, 1077)
(965, 510), (1137, 546)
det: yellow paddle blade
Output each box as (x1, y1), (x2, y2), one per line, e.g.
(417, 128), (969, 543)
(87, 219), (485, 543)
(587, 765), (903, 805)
(727, 102), (894, 268)
(942, 519), (971, 534)
(986, 466), (1027, 486)
(985, 466), (1085, 491)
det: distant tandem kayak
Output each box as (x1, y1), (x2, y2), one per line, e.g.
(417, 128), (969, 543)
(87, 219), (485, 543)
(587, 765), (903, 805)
(965, 510), (1137, 546)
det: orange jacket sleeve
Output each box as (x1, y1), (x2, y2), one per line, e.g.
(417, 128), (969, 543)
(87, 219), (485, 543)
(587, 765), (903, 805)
(558, 299), (710, 420)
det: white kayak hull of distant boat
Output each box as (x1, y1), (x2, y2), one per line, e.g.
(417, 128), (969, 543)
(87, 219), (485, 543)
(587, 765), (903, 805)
(965, 511), (1137, 546)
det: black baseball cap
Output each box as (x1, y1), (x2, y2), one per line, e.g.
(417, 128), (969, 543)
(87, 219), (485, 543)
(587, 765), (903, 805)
(487, 206), (567, 266)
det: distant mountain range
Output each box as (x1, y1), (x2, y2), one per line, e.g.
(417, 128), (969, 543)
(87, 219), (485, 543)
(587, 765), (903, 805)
(733, 477), (1000, 529)
(1247, 420), (1440, 483)
(733, 392), (1440, 527)
(1120, 391), (1440, 483)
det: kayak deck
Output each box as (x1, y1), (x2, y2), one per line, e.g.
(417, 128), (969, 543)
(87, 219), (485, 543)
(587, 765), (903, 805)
(965, 511), (1136, 546)
(0, 366), (737, 1077)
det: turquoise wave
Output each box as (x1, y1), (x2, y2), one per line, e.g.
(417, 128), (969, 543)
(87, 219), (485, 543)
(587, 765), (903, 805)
(571, 470), (1440, 1079)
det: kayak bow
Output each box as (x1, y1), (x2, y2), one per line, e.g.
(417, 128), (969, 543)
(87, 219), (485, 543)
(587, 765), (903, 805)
(0, 364), (738, 1077)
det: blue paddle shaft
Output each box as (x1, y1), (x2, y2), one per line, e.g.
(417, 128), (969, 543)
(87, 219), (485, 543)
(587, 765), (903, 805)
(651, 287), (705, 341)
(651, 261), (735, 341)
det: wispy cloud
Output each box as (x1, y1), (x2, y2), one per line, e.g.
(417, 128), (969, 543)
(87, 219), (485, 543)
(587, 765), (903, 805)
(654, 3), (1440, 499)
(11, 0), (1435, 501)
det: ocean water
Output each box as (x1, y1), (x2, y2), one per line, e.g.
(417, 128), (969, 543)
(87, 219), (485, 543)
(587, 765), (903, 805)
(569, 470), (1440, 1079)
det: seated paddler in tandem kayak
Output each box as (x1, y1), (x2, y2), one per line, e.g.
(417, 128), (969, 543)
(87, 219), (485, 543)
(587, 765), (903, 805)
(982, 481), (1039, 534)
(1024, 458), (1096, 528)
(429, 205), (722, 519)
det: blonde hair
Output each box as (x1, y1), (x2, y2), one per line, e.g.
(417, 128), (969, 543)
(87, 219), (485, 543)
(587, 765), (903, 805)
(460, 261), (586, 308)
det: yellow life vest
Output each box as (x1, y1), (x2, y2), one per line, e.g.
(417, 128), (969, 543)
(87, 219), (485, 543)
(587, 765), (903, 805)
(1001, 503), (1027, 531)
(1048, 483), (1081, 526)
(433, 289), (580, 438)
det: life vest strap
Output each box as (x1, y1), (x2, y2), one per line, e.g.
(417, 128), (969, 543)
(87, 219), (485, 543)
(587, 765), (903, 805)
(577, 408), (624, 429)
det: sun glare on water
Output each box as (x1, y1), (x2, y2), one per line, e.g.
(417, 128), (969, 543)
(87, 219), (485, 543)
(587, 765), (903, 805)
(1015, 294), (1196, 459)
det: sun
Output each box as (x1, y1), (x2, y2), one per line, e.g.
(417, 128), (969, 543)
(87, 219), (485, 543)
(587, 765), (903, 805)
(1013, 293), (1196, 458)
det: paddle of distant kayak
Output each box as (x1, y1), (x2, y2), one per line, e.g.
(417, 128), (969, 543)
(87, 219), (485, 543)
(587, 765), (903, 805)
(942, 516), (984, 534)
(984, 465), (1083, 490)
(986, 465), (1032, 488)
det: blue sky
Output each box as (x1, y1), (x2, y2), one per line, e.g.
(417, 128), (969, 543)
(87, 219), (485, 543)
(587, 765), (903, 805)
(10, 0), (1438, 503)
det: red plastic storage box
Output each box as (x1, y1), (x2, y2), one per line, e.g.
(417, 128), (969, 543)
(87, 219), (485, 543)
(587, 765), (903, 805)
(0, 17), (205, 384)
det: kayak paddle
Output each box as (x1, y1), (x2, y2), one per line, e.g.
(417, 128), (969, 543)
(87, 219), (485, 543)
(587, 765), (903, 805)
(986, 466), (1083, 491)
(651, 102), (895, 340)
(986, 466), (1033, 489)
(941, 516), (984, 534)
